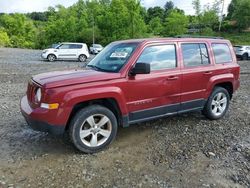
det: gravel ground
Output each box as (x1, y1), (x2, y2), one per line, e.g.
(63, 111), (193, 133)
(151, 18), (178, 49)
(0, 47), (249, 188)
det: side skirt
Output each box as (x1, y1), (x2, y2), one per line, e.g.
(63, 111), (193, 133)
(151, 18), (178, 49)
(122, 99), (206, 127)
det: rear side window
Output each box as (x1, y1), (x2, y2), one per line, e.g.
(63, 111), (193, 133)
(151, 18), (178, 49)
(137, 44), (177, 71)
(69, 44), (82, 49)
(181, 43), (210, 67)
(212, 43), (232, 64)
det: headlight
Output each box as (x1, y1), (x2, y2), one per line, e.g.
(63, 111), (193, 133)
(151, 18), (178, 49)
(43, 50), (48, 53)
(35, 88), (42, 102)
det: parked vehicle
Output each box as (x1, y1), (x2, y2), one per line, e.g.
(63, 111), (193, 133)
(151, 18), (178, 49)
(41, 42), (90, 62)
(89, 44), (104, 54)
(234, 45), (250, 60)
(21, 37), (240, 153)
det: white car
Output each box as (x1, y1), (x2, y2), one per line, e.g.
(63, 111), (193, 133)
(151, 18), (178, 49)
(234, 45), (250, 60)
(41, 43), (90, 62)
(89, 44), (104, 54)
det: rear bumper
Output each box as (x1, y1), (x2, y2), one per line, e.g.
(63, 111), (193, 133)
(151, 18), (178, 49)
(20, 96), (65, 135)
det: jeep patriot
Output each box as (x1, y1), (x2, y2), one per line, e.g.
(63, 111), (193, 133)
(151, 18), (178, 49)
(21, 37), (240, 153)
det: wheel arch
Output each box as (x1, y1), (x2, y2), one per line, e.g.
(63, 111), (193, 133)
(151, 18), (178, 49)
(214, 82), (233, 99)
(47, 53), (57, 59)
(65, 98), (124, 131)
(206, 74), (234, 99)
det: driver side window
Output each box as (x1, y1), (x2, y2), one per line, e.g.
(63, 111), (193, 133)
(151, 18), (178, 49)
(58, 44), (70, 49)
(137, 44), (177, 71)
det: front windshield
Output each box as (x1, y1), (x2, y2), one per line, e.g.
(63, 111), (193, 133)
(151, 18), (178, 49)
(87, 42), (139, 73)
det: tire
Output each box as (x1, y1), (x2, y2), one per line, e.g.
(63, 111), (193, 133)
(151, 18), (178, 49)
(242, 53), (248, 61)
(47, 54), (56, 62)
(203, 87), (230, 120)
(78, 54), (87, 62)
(69, 105), (118, 153)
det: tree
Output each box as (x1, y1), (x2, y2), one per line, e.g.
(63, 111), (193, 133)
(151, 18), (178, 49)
(163, 10), (188, 36)
(0, 13), (36, 48)
(192, 0), (201, 16)
(227, 0), (237, 19)
(232, 0), (250, 31)
(0, 28), (10, 47)
(146, 6), (165, 23)
(148, 17), (163, 35)
(164, 1), (174, 15)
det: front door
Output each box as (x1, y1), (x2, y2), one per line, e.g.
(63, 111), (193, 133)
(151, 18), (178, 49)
(125, 43), (182, 123)
(57, 44), (75, 59)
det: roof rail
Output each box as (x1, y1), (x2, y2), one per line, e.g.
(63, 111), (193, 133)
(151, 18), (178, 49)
(175, 35), (224, 39)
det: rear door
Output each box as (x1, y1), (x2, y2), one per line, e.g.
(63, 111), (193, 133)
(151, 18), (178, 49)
(180, 42), (213, 111)
(125, 43), (182, 123)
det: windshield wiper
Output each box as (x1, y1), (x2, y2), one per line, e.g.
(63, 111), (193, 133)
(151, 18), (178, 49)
(86, 64), (110, 72)
(87, 65), (105, 71)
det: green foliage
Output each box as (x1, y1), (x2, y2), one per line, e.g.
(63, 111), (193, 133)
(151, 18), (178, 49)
(192, 0), (201, 16)
(0, 13), (36, 48)
(163, 10), (188, 36)
(232, 0), (250, 31)
(0, 0), (249, 49)
(0, 28), (10, 47)
(148, 17), (163, 36)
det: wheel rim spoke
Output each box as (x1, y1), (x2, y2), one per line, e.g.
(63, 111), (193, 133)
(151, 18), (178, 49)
(97, 116), (109, 127)
(220, 97), (227, 104)
(216, 93), (222, 101)
(99, 129), (111, 138)
(212, 100), (216, 106)
(212, 107), (218, 114)
(86, 116), (96, 127)
(80, 129), (91, 138)
(90, 134), (98, 147)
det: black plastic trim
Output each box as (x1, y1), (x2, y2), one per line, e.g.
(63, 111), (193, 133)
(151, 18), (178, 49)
(22, 111), (65, 135)
(126, 99), (206, 125)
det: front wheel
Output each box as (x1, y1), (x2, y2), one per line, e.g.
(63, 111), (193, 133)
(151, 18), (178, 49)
(47, 54), (56, 62)
(69, 105), (118, 153)
(203, 87), (230, 120)
(78, 54), (87, 62)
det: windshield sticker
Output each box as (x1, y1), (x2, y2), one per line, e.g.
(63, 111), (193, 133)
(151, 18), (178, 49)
(110, 52), (128, 58)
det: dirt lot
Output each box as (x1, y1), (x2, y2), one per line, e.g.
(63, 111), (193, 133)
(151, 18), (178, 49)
(0, 47), (249, 188)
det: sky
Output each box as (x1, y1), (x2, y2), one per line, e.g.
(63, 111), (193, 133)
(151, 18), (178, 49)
(0, 0), (231, 15)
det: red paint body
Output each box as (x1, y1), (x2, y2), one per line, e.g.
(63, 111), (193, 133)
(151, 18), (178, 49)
(21, 38), (240, 132)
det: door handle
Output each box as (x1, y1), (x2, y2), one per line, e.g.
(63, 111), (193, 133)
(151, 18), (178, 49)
(203, 71), (213, 75)
(167, 76), (179, 80)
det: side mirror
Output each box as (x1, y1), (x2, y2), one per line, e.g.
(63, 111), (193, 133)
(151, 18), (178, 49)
(129, 63), (150, 76)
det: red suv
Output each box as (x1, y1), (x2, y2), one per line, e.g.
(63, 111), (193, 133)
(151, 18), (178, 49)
(21, 37), (240, 153)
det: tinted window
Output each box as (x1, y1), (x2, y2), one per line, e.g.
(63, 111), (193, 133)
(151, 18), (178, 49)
(58, 44), (70, 49)
(137, 45), (176, 71)
(212, 43), (232, 64)
(69, 44), (82, 49)
(181, 43), (210, 67)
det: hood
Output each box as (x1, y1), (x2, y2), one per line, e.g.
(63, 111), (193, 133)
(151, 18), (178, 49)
(43, 48), (57, 52)
(32, 69), (122, 88)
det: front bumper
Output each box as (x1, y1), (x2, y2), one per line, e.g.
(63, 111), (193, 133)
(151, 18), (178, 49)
(41, 53), (47, 59)
(20, 96), (65, 135)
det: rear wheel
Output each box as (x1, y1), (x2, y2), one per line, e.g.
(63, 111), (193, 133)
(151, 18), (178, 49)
(79, 54), (87, 62)
(242, 53), (248, 60)
(69, 105), (118, 153)
(47, 54), (56, 62)
(203, 87), (230, 120)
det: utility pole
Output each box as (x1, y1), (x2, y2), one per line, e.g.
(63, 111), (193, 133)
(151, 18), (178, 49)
(219, 0), (225, 32)
(92, 13), (95, 45)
